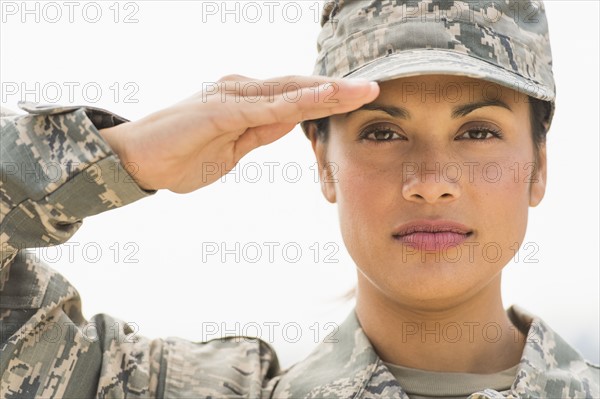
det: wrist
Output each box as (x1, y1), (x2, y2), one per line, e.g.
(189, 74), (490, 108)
(99, 123), (129, 161)
(98, 123), (153, 191)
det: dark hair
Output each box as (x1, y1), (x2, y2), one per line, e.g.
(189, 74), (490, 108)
(309, 96), (551, 160)
(528, 96), (552, 158)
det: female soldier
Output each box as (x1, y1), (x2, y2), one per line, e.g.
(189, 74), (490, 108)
(1, 0), (598, 398)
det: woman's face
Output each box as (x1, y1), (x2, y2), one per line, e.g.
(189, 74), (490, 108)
(309, 75), (547, 310)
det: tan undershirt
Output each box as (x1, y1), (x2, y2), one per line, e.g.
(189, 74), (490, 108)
(383, 361), (519, 399)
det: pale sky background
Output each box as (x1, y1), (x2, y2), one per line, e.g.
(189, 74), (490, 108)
(1, 0), (598, 368)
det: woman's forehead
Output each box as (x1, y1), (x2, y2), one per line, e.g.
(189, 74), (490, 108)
(329, 74), (531, 127)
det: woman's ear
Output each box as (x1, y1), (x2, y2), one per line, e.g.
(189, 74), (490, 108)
(306, 123), (337, 204)
(529, 143), (547, 207)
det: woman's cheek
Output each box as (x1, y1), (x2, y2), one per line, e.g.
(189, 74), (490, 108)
(335, 160), (395, 249)
(470, 157), (531, 256)
(336, 162), (379, 220)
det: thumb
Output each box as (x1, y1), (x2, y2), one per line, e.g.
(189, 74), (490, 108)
(234, 122), (297, 160)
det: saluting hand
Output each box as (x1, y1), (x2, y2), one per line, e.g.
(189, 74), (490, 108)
(99, 75), (379, 193)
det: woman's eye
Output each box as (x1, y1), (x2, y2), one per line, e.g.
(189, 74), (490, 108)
(457, 128), (502, 141)
(360, 128), (405, 142)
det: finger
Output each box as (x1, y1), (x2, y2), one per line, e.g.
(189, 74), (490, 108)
(216, 74), (373, 96)
(233, 122), (297, 160)
(201, 75), (376, 102)
(223, 80), (379, 131)
(217, 74), (253, 83)
(255, 75), (376, 96)
(210, 74), (351, 93)
(232, 92), (376, 160)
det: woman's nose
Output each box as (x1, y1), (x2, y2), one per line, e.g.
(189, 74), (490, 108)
(401, 161), (462, 204)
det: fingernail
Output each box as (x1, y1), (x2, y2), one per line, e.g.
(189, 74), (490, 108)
(344, 79), (373, 87)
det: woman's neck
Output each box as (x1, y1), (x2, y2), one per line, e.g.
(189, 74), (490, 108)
(355, 275), (526, 374)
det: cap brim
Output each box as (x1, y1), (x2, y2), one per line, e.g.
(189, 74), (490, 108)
(301, 48), (555, 138)
(344, 49), (554, 102)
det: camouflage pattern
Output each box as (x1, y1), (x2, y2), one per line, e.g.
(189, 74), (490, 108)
(312, 0), (556, 127)
(271, 306), (599, 399)
(0, 101), (155, 272)
(1, 103), (598, 398)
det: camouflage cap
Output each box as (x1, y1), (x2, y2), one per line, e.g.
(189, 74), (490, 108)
(306, 0), (556, 130)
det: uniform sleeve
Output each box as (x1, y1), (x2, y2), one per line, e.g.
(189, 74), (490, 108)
(0, 102), (155, 271)
(0, 103), (282, 398)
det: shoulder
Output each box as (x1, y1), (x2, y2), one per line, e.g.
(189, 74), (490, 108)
(1, 255), (283, 398)
(508, 305), (600, 398)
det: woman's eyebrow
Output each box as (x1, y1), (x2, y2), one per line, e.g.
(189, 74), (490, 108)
(451, 99), (512, 119)
(344, 99), (512, 120)
(344, 103), (410, 119)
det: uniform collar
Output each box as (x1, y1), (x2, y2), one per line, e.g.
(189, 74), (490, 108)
(272, 305), (598, 399)
(271, 308), (408, 399)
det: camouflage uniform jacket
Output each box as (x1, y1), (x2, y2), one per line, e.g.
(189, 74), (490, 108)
(1, 103), (598, 398)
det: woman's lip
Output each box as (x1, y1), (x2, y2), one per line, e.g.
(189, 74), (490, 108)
(393, 231), (472, 251)
(392, 219), (473, 236)
(391, 219), (473, 251)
